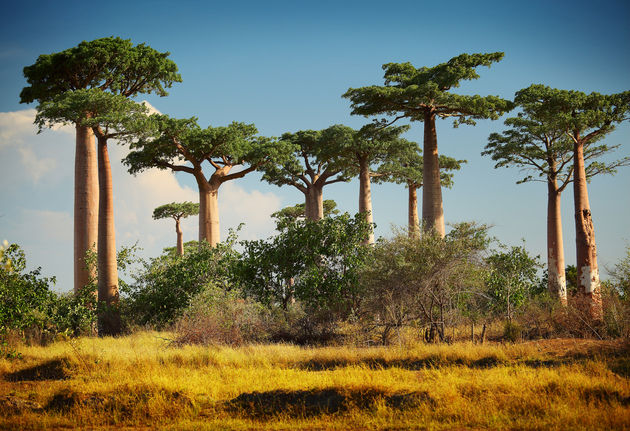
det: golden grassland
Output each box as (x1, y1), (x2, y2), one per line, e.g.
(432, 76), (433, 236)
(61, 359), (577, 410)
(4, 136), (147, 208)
(1, 332), (629, 430)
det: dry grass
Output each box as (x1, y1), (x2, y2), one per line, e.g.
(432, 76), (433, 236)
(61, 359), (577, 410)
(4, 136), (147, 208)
(1, 332), (629, 430)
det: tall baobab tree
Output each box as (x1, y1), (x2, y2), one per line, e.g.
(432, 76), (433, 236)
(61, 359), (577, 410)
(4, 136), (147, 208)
(374, 141), (464, 236)
(36, 89), (151, 335)
(261, 125), (353, 221)
(125, 115), (291, 246)
(511, 85), (629, 318)
(483, 86), (629, 304)
(153, 202), (199, 256)
(20, 37), (180, 294)
(343, 53), (512, 236)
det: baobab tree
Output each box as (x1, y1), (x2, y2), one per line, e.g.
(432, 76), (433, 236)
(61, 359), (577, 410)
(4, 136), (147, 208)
(340, 123), (410, 244)
(35, 89), (151, 335)
(153, 202), (199, 256)
(512, 85), (629, 318)
(374, 141), (464, 236)
(20, 37), (180, 294)
(483, 87), (629, 305)
(125, 115), (289, 246)
(261, 125), (353, 221)
(343, 53), (512, 236)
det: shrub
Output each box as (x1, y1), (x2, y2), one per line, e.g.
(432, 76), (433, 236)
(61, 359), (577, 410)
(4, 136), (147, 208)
(123, 238), (239, 329)
(358, 222), (490, 344)
(233, 213), (371, 317)
(174, 284), (268, 346)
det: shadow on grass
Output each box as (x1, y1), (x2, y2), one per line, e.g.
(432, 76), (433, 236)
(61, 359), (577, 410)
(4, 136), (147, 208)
(294, 355), (505, 371)
(5, 359), (71, 381)
(226, 388), (434, 418)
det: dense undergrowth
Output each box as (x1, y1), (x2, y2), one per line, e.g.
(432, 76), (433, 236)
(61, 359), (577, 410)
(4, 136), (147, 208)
(0, 332), (629, 430)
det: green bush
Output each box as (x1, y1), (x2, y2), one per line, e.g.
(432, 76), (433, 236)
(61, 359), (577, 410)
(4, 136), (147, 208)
(122, 238), (239, 329)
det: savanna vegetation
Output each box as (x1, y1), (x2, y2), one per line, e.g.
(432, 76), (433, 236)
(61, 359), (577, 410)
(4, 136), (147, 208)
(2, 37), (629, 429)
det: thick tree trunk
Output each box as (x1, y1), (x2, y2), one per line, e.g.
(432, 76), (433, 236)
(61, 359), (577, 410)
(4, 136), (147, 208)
(573, 140), (602, 320)
(199, 183), (220, 247)
(422, 111), (445, 237)
(97, 137), (120, 336)
(358, 158), (374, 244)
(175, 218), (184, 256)
(306, 186), (324, 221)
(74, 124), (98, 294)
(408, 182), (420, 237)
(547, 181), (567, 305)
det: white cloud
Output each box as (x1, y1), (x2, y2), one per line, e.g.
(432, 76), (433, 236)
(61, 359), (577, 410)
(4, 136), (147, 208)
(0, 107), (284, 291)
(18, 147), (57, 183)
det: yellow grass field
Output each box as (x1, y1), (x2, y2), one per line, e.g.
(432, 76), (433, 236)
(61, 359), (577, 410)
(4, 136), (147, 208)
(1, 332), (629, 430)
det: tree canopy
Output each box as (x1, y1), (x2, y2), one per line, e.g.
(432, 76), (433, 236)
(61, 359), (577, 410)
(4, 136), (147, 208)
(20, 36), (181, 104)
(343, 53), (512, 125)
(153, 202), (200, 221)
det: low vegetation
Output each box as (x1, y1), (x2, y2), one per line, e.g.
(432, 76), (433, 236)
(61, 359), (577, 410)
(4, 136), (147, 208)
(1, 333), (628, 430)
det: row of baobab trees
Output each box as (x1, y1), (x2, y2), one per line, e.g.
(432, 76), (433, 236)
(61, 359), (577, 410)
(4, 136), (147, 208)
(20, 38), (629, 334)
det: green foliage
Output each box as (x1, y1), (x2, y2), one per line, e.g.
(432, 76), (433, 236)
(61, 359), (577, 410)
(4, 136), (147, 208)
(233, 213), (372, 313)
(153, 202), (199, 221)
(260, 126), (354, 190)
(271, 200), (339, 226)
(0, 243), (97, 339)
(21, 36), (181, 104)
(0, 244), (56, 333)
(485, 244), (542, 322)
(358, 223), (490, 343)
(122, 237), (240, 328)
(374, 142), (465, 189)
(124, 115), (285, 178)
(343, 53), (513, 125)
(483, 86), (630, 186)
(513, 85), (630, 143)
(34, 89), (152, 140)
(609, 246), (630, 299)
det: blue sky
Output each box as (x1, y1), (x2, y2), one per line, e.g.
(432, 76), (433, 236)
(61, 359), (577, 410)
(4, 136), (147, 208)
(1, 0), (629, 291)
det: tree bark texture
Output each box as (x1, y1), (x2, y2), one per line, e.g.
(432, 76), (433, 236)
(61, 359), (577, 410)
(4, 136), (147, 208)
(547, 181), (567, 305)
(74, 124), (98, 294)
(573, 141), (603, 320)
(97, 137), (120, 336)
(358, 158), (375, 244)
(422, 111), (445, 237)
(199, 184), (220, 247)
(175, 218), (184, 256)
(408, 182), (420, 237)
(305, 186), (324, 221)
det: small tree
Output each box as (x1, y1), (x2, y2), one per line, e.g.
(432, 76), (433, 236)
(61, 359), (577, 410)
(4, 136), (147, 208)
(359, 223), (489, 343)
(271, 200), (339, 226)
(485, 244), (542, 325)
(234, 213), (371, 314)
(153, 202), (200, 256)
(344, 53), (512, 236)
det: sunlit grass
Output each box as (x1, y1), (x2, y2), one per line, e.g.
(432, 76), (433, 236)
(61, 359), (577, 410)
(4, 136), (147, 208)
(1, 332), (628, 430)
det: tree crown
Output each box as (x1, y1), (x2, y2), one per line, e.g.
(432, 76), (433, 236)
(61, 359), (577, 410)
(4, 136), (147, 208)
(483, 85), (630, 187)
(343, 52), (513, 125)
(153, 202), (200, 221)
(374, 140), (465, 188)
(21, 37), (181, 104)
